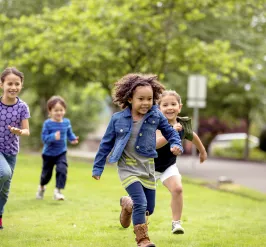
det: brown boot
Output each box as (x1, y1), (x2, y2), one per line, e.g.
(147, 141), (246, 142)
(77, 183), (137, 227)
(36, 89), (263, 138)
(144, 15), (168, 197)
(120, 196), (133, 228)
(134, 223), (156, 247)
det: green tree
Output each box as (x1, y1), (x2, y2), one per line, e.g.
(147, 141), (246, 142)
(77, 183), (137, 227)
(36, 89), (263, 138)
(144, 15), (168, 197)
(20, 82), (107, 149)
(1, 0), (265, 152)
(0, 0), (70, 18)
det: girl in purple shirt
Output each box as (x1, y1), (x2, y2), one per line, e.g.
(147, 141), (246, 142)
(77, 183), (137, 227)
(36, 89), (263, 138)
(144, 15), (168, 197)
(0, 67), (30, 230)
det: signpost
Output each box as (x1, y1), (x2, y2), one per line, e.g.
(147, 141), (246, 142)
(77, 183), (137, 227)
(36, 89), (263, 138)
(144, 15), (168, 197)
(187, 75), (207, 165)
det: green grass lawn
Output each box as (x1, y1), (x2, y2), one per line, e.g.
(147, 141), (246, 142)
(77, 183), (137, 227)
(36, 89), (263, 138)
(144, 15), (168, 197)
(1, 153), (266, 247)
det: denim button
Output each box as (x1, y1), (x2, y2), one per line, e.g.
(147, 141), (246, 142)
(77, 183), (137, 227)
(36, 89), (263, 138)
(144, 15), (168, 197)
(144, 121), (147, 123)
(139, 133), (142, 136)
(152, 121), (155, 124)
(120, 129), (123, 132)
(136, 146), (139, 149)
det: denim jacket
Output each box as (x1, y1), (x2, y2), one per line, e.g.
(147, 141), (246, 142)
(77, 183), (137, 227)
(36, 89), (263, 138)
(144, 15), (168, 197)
(92, 105), (183, 176)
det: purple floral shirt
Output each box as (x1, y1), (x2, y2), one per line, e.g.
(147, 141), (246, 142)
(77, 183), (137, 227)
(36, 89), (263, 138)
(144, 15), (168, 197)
(0, 97), (30, 155)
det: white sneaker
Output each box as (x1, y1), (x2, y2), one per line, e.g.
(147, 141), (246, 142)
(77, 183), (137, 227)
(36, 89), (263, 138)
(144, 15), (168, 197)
(54, 189), (65, 200)
(36, 186), (46, 199)
(172, 220), (185, 234)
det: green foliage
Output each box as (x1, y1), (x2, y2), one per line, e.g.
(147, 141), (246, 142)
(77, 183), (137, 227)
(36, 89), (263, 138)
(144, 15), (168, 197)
(0, 0), (266, 153)
(60, 83), (107, 144)
(0, 0), (255, 89)
(20, 83), (107, 149)
(213, 140), (266, 161)
(0, 0), (70, 18)
(19, 89), (44, 149)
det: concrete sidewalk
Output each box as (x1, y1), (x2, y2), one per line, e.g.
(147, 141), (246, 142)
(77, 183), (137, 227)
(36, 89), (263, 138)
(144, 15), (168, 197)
(175, 156), (266, 194)
(68, 150), (96, 160)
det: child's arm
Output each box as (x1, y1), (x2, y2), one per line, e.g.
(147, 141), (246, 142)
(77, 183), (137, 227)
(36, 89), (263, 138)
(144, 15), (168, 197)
(158, 112), (183, 155)
(156, 130), (166, 149)
(156, 123), (182, 149)
(66, 120), (79, 144)
(41, 121), (58, 143)
(192, 132), (207, 163)
(92, 116), (116, 179)
(8, 119), (30, 136)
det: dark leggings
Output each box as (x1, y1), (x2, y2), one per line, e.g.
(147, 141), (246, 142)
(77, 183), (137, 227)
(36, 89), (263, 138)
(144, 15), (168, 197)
(40, 152), (68, 189)
(126, 181), (156, 225)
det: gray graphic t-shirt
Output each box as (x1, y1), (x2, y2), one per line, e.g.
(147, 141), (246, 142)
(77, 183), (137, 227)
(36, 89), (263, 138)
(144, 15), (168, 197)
(0, 97), (30, 155)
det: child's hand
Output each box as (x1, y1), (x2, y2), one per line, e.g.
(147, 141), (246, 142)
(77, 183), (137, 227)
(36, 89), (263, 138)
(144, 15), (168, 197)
(55, 131), (60, 140)
(71, 136), (79, 145)
(173, 123), (182, 131)
(92, 175), (100, 180)
(170, 146), (182, 156)
(199, 150), (208, 163)
(8, 125), (22, 136)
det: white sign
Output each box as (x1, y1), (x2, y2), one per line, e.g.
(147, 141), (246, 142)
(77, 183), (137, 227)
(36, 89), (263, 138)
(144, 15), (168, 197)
(187, 75), (207, 108)
(187, 99), (206, 108)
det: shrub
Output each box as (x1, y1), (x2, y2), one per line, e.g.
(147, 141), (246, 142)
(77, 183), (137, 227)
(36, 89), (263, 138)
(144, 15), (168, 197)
(259, 127), (266, 152)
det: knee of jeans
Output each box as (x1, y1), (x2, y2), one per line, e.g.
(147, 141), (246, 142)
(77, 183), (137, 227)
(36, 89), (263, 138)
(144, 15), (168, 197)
(133, 202), (147, 214)
(0, 168), (12, 180)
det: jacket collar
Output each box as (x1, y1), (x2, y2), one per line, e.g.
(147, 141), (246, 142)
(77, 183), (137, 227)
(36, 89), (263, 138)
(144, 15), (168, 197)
(122, 105), (158, 118)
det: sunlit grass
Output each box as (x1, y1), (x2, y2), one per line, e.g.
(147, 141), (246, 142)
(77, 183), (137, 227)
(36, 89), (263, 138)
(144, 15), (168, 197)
(1, 153), (266, 247)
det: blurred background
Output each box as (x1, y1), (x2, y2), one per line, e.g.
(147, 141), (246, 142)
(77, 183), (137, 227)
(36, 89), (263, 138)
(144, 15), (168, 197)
(0, 0), (266, 162)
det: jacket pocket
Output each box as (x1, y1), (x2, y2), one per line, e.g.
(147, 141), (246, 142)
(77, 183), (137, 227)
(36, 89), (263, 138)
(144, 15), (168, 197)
(139, 117), (158, 150)
(115, 125), (130, 139)
(146, 117), (159, 126)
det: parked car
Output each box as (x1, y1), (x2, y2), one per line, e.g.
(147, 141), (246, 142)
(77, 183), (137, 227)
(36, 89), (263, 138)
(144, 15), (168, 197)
(208, 133), (259, 156)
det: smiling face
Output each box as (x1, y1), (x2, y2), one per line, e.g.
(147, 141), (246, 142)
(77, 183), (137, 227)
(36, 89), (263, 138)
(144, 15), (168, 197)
(49, 102), (66, 122)
(159, 95), (182, 124)
(128, 85), (153, 120)
(0, 73), (23, 104)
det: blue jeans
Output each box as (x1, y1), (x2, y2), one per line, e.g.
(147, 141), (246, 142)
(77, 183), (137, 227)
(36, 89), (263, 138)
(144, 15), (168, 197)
(0, 152), (17, 215)
(126, 181), (156, 225)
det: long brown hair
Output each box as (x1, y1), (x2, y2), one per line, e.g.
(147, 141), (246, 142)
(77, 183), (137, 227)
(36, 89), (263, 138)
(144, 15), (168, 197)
(1, 67), (24, 83)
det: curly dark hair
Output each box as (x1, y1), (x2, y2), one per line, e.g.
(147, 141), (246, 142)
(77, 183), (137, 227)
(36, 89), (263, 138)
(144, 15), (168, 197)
(112, 73), (165, 109)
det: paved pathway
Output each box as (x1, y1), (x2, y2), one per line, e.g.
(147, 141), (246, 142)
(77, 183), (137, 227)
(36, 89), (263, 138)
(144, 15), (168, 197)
(68, 150), (266, 194)
(177, 156), (266, 194)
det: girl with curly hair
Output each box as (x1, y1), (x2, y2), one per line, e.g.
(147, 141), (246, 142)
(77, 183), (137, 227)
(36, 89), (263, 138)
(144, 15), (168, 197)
(92, 73), (183, 247)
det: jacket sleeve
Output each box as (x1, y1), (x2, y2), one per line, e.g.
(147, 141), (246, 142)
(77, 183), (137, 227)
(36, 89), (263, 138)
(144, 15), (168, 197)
(157, 111), (183, 153)
(92, 116), (116, 177)
(41, 121), (56, 144)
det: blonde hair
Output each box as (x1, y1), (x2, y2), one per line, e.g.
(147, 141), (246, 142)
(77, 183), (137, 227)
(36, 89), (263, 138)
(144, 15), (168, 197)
(157, 90), (182, 105)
